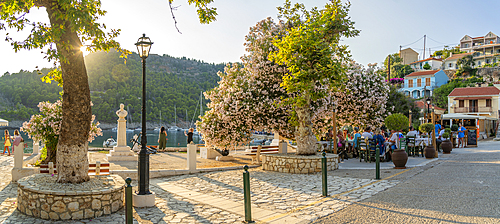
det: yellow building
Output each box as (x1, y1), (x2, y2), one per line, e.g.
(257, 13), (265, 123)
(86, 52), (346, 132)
(448, 86), (499, 137)
(399, 48), (419, 65)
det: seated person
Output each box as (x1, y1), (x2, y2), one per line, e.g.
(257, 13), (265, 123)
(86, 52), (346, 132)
(337, 130), (348, 160)
(371, 128), (386, 159)
(362, 126), (373, 139)
(353, 127), (361, 157)
(407, 126), (419, 137)
(436, 126), (445, 151)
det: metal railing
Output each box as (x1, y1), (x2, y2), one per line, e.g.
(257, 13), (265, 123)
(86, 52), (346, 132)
(453, 106), (492, 113)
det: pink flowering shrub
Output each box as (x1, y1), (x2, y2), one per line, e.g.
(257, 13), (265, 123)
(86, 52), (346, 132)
(21, 100), (102, 146)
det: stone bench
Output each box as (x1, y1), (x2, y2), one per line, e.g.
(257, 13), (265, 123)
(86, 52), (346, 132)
(40, 161), (110, 175)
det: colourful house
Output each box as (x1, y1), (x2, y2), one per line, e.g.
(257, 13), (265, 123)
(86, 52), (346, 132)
(400, 70), (449, 99)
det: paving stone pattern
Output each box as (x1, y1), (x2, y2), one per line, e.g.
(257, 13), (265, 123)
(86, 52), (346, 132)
(163, 168), (398, 222)
(0, 155), (397, 223)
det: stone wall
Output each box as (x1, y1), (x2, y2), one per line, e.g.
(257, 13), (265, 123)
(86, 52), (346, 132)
(262, 154), (338, 174)
(16, 174), (125, 220)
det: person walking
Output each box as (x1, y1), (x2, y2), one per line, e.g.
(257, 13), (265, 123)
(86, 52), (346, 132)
(3, 130), (11, 156)
(158, 126), (167, 150)
(185, 128), (194, 144)
(458, 123), (466, 148)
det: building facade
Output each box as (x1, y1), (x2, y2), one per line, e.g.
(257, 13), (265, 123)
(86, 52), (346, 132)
(409, 58), (443, 71)
(442, 52), (473, 70)
(399, 48), (419, 65)
(459, 32), (500, 67)
(448, 86), (500, 119)
(400, 70), (449, 99)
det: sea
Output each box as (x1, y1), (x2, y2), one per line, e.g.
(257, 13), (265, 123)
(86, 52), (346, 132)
(1, 129), (203, 153)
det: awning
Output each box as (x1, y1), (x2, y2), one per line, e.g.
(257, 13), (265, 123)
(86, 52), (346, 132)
(0, 118), (8, 126)
(441, 113), (497, 120)
(453, 97), (492, 100)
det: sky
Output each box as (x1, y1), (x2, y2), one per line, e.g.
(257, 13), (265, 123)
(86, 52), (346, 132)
(1, 0), (500, 75)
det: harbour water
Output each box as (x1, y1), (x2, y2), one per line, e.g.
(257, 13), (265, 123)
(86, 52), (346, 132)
(2, 129), (203, 153)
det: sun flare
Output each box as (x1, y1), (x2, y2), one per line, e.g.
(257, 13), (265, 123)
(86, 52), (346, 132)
(80, 46), (90, 56)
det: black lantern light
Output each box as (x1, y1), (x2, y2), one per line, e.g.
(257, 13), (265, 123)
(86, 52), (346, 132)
(135, 34), (153, 195)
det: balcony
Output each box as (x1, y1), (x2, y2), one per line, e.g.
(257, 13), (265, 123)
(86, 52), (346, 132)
(453, 106), (492, 113)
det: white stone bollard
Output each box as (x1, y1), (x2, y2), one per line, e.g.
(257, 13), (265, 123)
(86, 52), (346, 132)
(96, 161), (101, 175)
(187, 143), (197, 172)
(279, 140), (287, 154)
(14, 142), (24, 168)
(33, 142), (40, 155)
(48, 162), (54, 175)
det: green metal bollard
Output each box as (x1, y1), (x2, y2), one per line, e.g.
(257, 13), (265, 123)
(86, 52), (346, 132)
(322, 151), (328, 197)
(125, 177), (133, 224)
(243, 165), (253, 223)
(375, 141), (380, 180)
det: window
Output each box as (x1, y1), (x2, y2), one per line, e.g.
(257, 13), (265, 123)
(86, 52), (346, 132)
(459, 100), (464, 107)
(417, 79), (422, 87)
(497, 49), (500, 53)
(486, 99), (492, 107)
(465, 43), (469, 48)
(425, 78), (431, 86)
(408, 79), (413, 88)
(486, 59), (490, 64)
(448, 63), (452, 68)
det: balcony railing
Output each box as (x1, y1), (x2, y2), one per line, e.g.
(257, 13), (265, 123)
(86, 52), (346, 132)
(453, 106), (492, 113)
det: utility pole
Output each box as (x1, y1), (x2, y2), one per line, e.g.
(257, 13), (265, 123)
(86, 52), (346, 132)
(388, 56), (391, 80)
(423, 35), (426, 60)
(399, 45), (402, 64)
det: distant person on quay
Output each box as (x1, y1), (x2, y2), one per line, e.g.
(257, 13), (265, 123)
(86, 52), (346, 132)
(458, 123), (466, 148)
(185, 128), (194, 144)
(158, 126), (167, 150)
(3, 130), (11, 156)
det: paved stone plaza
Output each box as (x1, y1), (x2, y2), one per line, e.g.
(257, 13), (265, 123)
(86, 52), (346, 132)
(0, 140), (499, 223)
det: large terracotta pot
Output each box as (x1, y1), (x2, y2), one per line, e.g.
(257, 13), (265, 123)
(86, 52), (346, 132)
(424, 145), (435, 158)
(441, 140), (452, 154)
(392, 150), (408, 169)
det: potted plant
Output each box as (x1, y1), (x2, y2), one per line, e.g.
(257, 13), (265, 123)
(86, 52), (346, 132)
(419, 123), (435, 158)
(384, 113), (409, 168)
(441, 128), (452, 154)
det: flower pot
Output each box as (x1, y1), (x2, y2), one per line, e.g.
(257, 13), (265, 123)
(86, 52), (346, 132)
(424, 145), (435, 159)
(392, 150), (408, 169)
(441, 140), (452, 154)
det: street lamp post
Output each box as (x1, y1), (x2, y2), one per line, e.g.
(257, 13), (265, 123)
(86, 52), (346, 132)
(426, 98), (431, 123)
(135, 34), (153, 195)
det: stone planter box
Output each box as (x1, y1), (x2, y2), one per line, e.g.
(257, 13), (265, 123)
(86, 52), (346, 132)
(17, 174), (125, 220)
(262, 153), (338, 174)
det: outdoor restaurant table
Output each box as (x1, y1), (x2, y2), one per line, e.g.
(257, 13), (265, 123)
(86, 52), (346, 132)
(415, 137), (430, 147)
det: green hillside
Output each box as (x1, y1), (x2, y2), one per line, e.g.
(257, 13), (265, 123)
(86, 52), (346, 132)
(0, 50), (226, 125)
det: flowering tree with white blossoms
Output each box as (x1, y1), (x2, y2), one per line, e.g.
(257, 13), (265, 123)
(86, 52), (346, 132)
(269, 0), (359, 155)
(334, 63), (389, 128)
(197, 18), (294, 149)
(21, 100), (102, 164)
(199, 1), (362, 156)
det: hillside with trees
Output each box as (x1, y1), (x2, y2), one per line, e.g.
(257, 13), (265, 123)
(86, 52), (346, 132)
(0, 51), (226, 126)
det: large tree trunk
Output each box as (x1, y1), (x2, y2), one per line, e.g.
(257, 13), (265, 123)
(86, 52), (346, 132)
(295, 92), (317, 155)
(46, 1), (90, 183)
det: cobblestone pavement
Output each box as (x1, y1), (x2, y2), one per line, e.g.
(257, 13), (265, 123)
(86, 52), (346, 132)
(1, 153), (398, 223)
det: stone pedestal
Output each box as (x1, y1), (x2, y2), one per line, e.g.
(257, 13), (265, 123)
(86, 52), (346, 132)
(279, 140), (287, 153)
(13, 142), (23, 168)
(271, 132), (280, 146)
(187, 143), (197, 172)
(33, 142), (40, 154)
(132, 192), (156, 207)
(107, 104), (137, 161)
(200, 147), (218, 159)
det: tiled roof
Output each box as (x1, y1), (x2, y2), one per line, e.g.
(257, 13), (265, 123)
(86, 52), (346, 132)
(409, 57), (443, 65)
(472, 36), (485, 39)
(444, 52), (473, 61)
(448, 86), (500, 97)
(404, 70), (440, 78)
(415, 101), (446, 111)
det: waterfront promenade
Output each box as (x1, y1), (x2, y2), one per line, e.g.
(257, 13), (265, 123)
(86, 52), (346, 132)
(0, 141), (499, 223)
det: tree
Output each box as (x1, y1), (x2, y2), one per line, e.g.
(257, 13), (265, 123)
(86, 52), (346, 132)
(432, 76), (483, 110)
(456, 55), (476, 77)
(384, 53), (402, 71)
(269, 0), (359, 155)
(334, 63), (389, 128)
(431, 45), (462, 59)
(423, 62), (431, 70)
(1, 0), (126, 183)
(391, 63), (414, 78)
(385, 85), (419, 120)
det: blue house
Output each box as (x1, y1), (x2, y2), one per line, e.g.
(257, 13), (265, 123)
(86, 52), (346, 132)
(400, 70), (449, 99)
